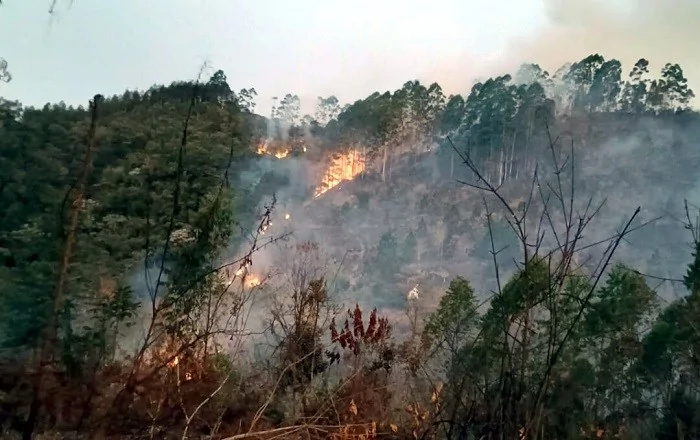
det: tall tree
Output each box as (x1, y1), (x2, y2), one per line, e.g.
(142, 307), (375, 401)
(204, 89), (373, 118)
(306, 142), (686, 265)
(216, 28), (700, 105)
(236, 87), (258, 113)
(314, 95), (341, 125)
(620, 58), (651, 113)
(648, 63), (695, 113)
(587, 59), (622, 111)
(565, 53), (606, 112)
(276, 93), (301, 126)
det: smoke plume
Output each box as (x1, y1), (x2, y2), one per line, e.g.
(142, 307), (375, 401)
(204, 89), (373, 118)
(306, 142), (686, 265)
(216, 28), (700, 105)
(501, 0), (700, 101)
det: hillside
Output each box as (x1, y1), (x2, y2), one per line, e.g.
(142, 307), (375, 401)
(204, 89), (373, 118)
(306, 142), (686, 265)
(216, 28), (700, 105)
(3, 55), (700, 439)
(249, 60), (700, 313)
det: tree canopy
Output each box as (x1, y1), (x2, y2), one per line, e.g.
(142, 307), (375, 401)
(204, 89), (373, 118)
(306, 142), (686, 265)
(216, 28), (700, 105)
(0, 54), (699, 439)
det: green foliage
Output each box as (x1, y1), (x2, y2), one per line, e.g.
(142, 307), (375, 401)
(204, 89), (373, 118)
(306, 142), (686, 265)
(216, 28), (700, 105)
(425, 276), (478, 352)
(422, 253), (698, 438)
(684, 239), (700, 294)
(0, 52), (698, 438)
(59, 285), (139, 377)
(584, 264), (656, 336)
(0, 70), (248, 367)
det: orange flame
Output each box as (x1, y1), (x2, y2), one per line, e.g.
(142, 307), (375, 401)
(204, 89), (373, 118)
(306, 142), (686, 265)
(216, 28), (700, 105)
(256, 141), (290, 159)
(245, 275), (262, 288)
(168, 356), (179, 368)
(221, 269), (262, 289)
(314, 149), (365, 198)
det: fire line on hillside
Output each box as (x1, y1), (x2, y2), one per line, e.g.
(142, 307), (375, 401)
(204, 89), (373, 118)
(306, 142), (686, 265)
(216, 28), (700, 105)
(256, 140), (366, 198)
(314, 149), (366, 198)
(256, 141), (289, 159)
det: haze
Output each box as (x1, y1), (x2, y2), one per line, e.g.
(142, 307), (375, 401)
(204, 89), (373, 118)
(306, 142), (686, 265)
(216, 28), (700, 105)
(0, 0), (698, 115)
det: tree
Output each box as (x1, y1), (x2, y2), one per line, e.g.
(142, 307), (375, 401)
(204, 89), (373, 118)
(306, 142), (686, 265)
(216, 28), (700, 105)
(620, 58), (651, 113)
(1, 50), (700, 439)
(276, 93), (301, 126)
(0, 73), (275, 437)
(402, 231), (417, 264)
(236, 87), (258, 113)
(314, 95), (340, 125)
(658, 63), (695, 112)
(424, 276), (480, 437)
(565, 53), (606, 112)
(437, 94), (465, 138)
(425, 276), (478, 354)
(582, 265), (656, 418)
(514, 63), (550, 86)
(587, 59), (622, 111)
(374, 231), (401, 280)
(203, 69), (234, 103)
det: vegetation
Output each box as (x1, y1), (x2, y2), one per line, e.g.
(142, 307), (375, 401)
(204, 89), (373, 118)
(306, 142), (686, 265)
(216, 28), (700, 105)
(0, 53), (699, 440)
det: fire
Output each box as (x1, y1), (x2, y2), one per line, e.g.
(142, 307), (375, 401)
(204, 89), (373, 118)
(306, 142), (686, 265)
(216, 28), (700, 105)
(245, 275), (262, 288)
(221, 262), (262, 289)
(314, 149), (366, 198)
(285, 213), (291, 220)
(221, 272), (262, 289)
(273, 150), (289, 159)
(166, 355), (193, 381)
(168, 356), (179, 368)
(256, 141), (290, 159)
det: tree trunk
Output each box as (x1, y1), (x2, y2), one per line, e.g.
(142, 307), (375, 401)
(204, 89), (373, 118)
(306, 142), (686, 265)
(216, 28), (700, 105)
(508, 132), (517, 181)
(381, 143), (388, 183)
(498, 147), (504, 185)
(23, 95), (102, 440)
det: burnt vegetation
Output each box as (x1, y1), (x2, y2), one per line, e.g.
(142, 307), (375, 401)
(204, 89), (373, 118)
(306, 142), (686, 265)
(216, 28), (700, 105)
(1, 53), (700, 440)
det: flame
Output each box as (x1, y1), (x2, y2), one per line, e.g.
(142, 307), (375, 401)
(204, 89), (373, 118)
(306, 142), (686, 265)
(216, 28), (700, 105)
(166, 355), (193, 381)
(245, 275), (262, 288)
(285, 213), (291, 220)
(256, 141), (290, 159)
(221, 270), (262, 289)
(314, 149), (365, 198)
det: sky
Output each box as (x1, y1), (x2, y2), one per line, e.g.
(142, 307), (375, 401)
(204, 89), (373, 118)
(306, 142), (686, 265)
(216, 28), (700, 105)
(0, 0), (698, 116)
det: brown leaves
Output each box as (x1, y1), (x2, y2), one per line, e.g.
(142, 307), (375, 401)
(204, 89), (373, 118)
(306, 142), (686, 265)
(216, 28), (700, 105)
(337, 400), (380, 440)
(330, 305), (392, 357)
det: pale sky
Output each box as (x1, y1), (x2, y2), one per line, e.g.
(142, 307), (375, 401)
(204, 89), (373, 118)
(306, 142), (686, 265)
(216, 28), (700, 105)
(0, 0), (698, 115)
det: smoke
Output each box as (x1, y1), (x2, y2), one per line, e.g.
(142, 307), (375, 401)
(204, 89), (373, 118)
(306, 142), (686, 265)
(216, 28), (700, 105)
(499, 0), (700, 100)
(121, 0), (700, 352)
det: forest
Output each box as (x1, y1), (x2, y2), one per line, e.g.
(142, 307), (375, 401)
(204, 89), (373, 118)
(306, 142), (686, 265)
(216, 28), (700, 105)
(1, 53), (700, 440)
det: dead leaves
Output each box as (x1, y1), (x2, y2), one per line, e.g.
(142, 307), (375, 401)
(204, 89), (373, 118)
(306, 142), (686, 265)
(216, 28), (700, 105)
(349, 399), (358, 416)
